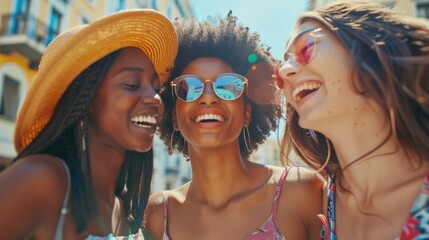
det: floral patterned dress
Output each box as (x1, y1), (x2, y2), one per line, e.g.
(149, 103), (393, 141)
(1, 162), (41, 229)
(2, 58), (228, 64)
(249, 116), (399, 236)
(320, 173), (429, 240)
(319, 176), (336, 240)
(399, 173), (429, 239)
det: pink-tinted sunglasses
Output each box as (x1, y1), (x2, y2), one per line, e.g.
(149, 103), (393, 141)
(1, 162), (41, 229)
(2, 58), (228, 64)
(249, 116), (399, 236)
(274, 28), (322, 89)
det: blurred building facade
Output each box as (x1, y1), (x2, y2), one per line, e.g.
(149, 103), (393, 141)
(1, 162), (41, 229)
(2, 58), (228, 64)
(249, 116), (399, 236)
(307, 0), (429, 18)
(0, 0), (283, 192)
(0, 0), (193, 182)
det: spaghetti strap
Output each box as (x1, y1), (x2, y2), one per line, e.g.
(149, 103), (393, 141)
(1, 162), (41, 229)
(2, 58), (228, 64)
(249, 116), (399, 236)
(271, 167), (289, 226)
(54, 159), (71, 240)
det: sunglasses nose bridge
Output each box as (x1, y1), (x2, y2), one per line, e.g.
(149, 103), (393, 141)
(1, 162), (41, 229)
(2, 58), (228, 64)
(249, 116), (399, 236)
(279, 57), (302, 80)
(201, 79), (218, 96)
(285, 53), (298, 66)
(203, 79), (215, 86)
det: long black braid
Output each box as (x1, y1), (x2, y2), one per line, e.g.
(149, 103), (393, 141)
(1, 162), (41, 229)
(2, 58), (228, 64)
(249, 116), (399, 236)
(15, 50), (153, 234)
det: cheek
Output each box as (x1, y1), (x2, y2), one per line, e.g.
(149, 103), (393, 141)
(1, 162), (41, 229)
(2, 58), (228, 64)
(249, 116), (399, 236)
(89, 96), (103, 123)
(282, 86), (294, 105)
(321, 58), (353, 94)
(93, 96), (132, 126)
(229, 99), (247, 122)
(174, 102), (189, 126)
(159, 103), (165, 117)
(324, 77), (341, 91)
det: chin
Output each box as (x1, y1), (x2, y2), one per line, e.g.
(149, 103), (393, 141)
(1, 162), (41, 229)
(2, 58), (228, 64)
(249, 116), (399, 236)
(298, 117), (312, 129)
(134, 145), (153, 153)
(131, 135), (155, 152)
(298, 116), (321, 132)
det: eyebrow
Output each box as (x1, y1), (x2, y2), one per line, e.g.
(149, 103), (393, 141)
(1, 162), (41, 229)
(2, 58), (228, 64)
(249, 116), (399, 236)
(284, 27), (320, 61)
(114, 67), (145, 75)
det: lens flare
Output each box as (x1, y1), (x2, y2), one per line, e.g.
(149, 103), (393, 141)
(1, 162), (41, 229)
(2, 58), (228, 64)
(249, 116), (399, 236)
(248, 53), (258, 63)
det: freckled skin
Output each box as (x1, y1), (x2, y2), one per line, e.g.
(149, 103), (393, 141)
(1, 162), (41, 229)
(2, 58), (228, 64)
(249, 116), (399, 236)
(279, 21), (364, 132)
(278, 9), (429, 239)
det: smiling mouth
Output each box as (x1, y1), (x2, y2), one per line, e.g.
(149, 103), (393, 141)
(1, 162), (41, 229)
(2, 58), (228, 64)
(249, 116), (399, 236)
(292, 82), (322, 102)
(195, 114), (225, 123)
(130, 115), (157, 128)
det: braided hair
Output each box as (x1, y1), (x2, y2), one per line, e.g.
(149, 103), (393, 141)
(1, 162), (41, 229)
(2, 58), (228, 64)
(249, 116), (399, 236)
(15, 50), (152, 233)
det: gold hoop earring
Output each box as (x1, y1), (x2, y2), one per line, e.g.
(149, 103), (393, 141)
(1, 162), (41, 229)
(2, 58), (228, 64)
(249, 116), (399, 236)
(180, 137), (187, 153)
(243, 124), (251, 152)
(80, 120), (86, 152)
(170, 130), (176, 153)
(171, 130), (187, 155)
(79, 119), (90, 181)
(389, 106), (397, 138)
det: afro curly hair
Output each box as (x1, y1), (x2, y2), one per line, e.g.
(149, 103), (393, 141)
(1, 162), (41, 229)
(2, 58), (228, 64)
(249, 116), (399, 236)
(158, 12), (280, 160)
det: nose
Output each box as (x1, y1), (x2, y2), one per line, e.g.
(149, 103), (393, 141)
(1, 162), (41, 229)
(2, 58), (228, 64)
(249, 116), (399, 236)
(278, 60), (300, 83)
(140, 87), (164, 115)
(140, 86), (162, 105)
(198, 80), (219, 105)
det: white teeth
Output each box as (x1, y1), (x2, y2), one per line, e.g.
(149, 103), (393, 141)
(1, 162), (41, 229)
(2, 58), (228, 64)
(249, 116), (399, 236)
(195, 114), (225, 123)
(130, 115), (157, 128)
(292, 82), (322, 102)
(134, 123), (152, 128)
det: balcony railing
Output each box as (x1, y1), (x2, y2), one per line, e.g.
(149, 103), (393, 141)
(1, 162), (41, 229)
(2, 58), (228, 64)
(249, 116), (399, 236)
(0, 13), (59, 46)
(0, 13), (58, 67)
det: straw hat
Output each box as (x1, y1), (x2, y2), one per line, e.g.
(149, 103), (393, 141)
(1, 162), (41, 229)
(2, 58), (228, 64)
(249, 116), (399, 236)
(14, 9), (178, 153)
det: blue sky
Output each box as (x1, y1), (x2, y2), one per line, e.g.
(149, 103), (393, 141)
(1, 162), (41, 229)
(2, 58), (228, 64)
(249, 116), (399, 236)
(190, 0), (308, 60)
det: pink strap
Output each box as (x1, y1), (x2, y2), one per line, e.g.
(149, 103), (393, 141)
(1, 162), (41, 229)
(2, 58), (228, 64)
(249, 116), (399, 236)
(271, 167), (289, 226)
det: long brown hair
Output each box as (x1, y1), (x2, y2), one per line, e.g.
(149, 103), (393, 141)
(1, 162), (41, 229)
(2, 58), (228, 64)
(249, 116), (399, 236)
(281, 0), (429, 176)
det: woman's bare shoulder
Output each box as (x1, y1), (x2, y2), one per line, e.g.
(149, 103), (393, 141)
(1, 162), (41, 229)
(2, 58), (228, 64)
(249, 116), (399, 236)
(281, 166), (324, 206)
(264, 165), (324, 185)
(144, 190), (164, 238)
(144, 184), (189, 239)
(147, 183), (189, 209)
(286, 166), (325, 184)
(0, 154), (69, 202)
(277, 167), (325, 239)
(0, 154), (69, 238)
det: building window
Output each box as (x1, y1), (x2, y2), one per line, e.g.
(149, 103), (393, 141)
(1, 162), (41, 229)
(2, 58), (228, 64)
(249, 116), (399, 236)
(382, 2), (396, 9)
(151, 0), (158, 10)
(417, 3), (429, 18)
(11, 0), (31, 34)
(136, 0), (149, 8)
(81, 17), (89, 24)
(0, 76), (20, 120)
(47, 8), (62, 44)
(167, 5), (172, 18)
(15, 0), (30, 14)
(118, 0), (126, 10)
